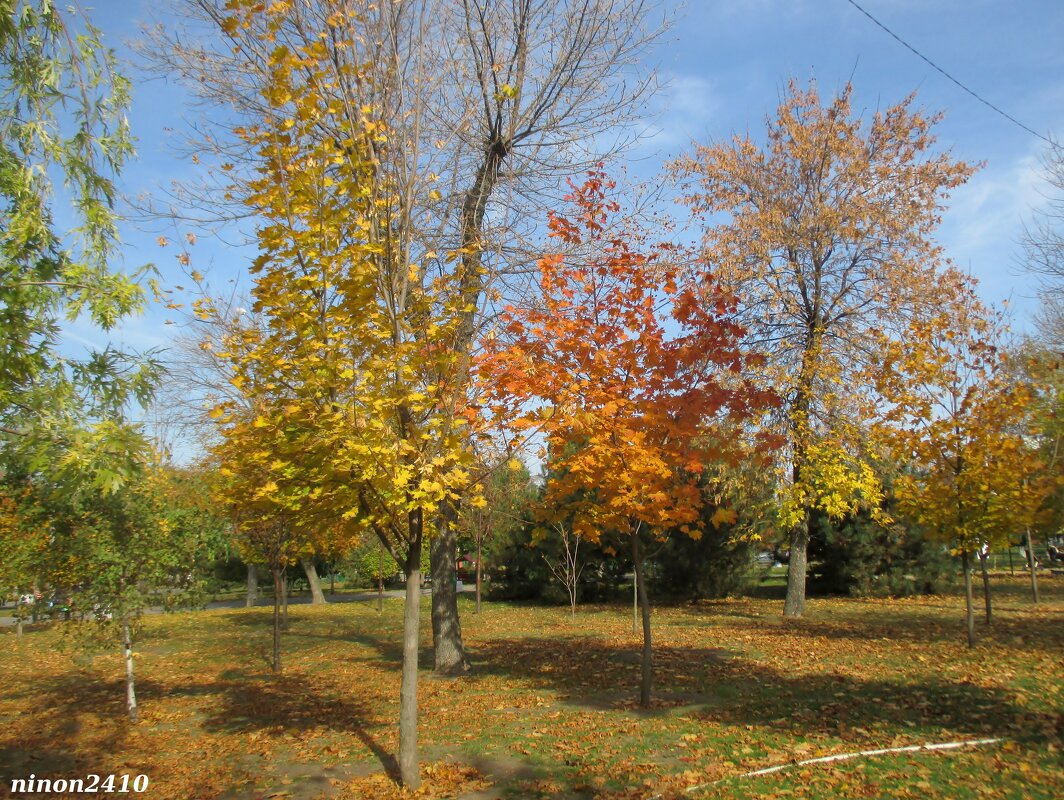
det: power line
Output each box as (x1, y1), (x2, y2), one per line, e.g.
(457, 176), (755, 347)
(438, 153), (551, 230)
(844, 0), (1052, 145)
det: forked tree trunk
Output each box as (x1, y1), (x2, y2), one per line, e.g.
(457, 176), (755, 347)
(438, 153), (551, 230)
(431, 504), (468, 674)
(978, 550), (992, 625)
(122, 616), (139, 723)
(631, 533), (653, 708)
(301, 558), (327, 604)
(425, 144), (507, 673)
(399, 564), (422, 789)
(246, 563), (259, 608)
(1026, 528), (1040, 603)
(961, 551), (975, 649)
(783, 514), (810, 618)
(271, 567), (283, 673)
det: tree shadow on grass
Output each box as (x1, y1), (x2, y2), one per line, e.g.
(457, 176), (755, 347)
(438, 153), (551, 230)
(195, 673), (401, 782)
(738, 609), (1064, 651)
(0, 672), (165, 785)
(314, 617), (1058, 743)
(17, 666), (403, 789)
(461, 635), (1060, 744)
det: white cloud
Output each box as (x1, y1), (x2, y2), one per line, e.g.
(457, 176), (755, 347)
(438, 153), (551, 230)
(631, 71), (722, 158)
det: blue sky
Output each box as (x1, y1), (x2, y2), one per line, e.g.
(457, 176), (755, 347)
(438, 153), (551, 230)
(74, 0), (1064, 360)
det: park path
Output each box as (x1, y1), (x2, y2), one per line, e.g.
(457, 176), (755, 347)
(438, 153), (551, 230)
(0, 585), (474, 626)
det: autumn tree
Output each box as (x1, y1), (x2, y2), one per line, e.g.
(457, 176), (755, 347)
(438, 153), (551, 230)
(3, 453), (222, 721)
(877, 301), (1046, 647)
(460, 448), (534, 614)
(992, 341), (1064, 603)
(204, 4), (484, 787)
(145, 0), (664, 674)
(482, 172), (777, 707)
(210, 400), (307, 672)
(539, 522), (585, 617)
(674, 80), (978, 617)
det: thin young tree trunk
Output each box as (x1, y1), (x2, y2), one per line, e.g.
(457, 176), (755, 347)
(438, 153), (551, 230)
(430, 504), (468, 674)
(377, 543), (384, 614)
(246, 563), (259, 608)
(632, 564), (638, 634)
(271, 567), (282, 673)
(978, 550), (992, 625)
(123, 616), (139, 723)
(475, 539), (482, 615)
(962, 551), (975, 649)
(281, 567), (289, 630)
(570, 565), (578, 617)
(330, 569), (335, 596)
(783, 514), (809, 618)
(398, 560), (422, 789)
(631, 533), (653, 708)
(301, 558), (327, 604)
(1026, 528), (1040, 603)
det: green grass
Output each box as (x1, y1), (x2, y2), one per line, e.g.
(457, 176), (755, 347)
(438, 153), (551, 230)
(0, 576), (1060, 798)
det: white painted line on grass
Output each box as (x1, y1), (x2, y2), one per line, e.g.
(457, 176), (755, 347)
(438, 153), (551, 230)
(651, 737), (1006, 798)
(738, 737), (1004, 779)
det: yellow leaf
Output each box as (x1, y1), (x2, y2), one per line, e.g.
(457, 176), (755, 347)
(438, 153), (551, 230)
(710, 507), (737, 528)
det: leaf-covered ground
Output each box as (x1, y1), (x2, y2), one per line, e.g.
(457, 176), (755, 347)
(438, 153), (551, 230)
(1, 576), (1061, 799)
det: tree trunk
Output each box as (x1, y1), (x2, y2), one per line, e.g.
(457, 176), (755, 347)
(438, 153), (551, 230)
(301, 558), (327, 604)
(783, 515), (809, 618)
(377, 543), (384, 614)
(475, 539), (482, 615)
(978, 549), (992, 625)
(1026, 528), (1040, 603)
(122, 616), (139, 723)
(632, 563), (638, 634)
(631, 533), (653, 708)
(398, 563), (422, 789)
(246, 563), (259, 608)
(281, 568), (289, 630)
(423, 144), (507, 671)
(430, 503), (468, 674)
(962, 551), (975, 649)
(271, 567), (282, 673)
(330, 569), (335, 596)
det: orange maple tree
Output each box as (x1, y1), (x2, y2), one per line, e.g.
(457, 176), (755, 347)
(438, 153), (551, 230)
(481, 171), (778, 706)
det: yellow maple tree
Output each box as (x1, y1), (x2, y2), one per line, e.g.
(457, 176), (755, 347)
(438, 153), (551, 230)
(205, 2), (481, 787)
(877, 298), (1046, 646)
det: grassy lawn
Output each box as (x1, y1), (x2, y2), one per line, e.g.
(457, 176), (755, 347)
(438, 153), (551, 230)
(0, 576), (1060, 799)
